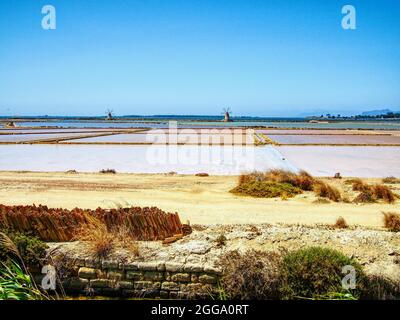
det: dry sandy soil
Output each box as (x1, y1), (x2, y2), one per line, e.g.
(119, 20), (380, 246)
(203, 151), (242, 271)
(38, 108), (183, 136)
(0, 171), (399, 228)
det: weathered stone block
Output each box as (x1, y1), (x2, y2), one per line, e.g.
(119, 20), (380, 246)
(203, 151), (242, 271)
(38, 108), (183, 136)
(102, 260), (119, 269)
(64, 277), (89, 290)
(84, 258), (101, 268)
(117, 281), (133, 290)
(137, 262), (158, 271)
(78, 267), (99, 279)
(191, 274), (199, 283)
(171, 273), (191, 282)
(90, 279), (112, 288)
(134, 281), (154, 290)
(107, 269), (125, 280)
(124, 261), (139, 270)
(165, 262), (184, 272)
(157, 261), (166, 271)
(143, 271), (164, 281)
(198, 274), (217, 284)
(161, 281), (180, 291)
(183, 263), (204, 273)
(126, 271), (144, 281)
(203, 265), (222, 275)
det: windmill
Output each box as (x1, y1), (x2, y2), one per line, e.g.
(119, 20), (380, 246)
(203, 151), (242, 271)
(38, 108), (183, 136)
(221, 107), (232, 122)
(105, 109), (114, 121)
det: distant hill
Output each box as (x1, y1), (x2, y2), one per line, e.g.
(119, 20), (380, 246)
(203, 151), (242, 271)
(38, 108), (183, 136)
(361, 109), (393, 116)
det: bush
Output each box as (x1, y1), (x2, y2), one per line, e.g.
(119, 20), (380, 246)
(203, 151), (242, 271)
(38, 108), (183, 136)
(353, 191), (376, 203)
(0, 231), (48, 267)
(220, 250), (282, 300)
(334, 217), (348, 229)
(352, 179), (367, 192)
(382, 212), (400, 232)
(371, 184), (396, 204)
(74, 215), (140, 259)
(99, 168), (116, 174)
(361, 275), (400, 300)
(280, 247), (365, 299)
(352, 184), (396, 204)
(230, 181), (302, 198)
(313, 181), (341, 202)
(382, 176), (400, 184)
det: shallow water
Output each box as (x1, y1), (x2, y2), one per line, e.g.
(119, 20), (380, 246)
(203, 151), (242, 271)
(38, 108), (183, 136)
(7, 120), (400, 130)
(0, 145), (294, 175)
(0, 133), (103, 143)
(0, 144), (399, 177)
(268, 134), (400, 145)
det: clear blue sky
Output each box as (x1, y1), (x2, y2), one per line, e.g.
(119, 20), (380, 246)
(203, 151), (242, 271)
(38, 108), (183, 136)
(0, 0), (399, 117)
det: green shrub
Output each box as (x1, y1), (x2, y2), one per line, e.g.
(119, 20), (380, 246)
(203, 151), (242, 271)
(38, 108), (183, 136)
(280, 247), (365, 299)
(0, 231), (48, 267)
(230, 181), (302, 198)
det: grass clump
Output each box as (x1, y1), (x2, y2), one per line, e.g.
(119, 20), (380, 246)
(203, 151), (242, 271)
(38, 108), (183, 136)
(353, 183), (396, 204)
(235, 170), (343, 201)
(313, 181), (341, 202)
(220, 250), (282, 300)
(230, 181), (302, 198)
(382, 176), (400, 184)
(215, 234), (227, 247)
(280, 247), (365, 299)
(334, 217), (348, 229)
(74, 215), (139, 259)
(99, 168), (116, 174)
(382, 212), (400, 232)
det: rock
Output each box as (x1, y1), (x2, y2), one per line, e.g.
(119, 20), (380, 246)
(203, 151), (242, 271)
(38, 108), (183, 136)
(126, 271), (144, 281)
(102, 260), (119, 269)
(65, 277), (89, 290)
(107, 270), (125, 280)
(203, 265), (222, 275)
(165, 262), (184, 272)
(174, 240), (212, 254)
(90, 279), (112, 288)
(143, 271), (164, 281)
(183, 263), (204, 273)
(117, 281), (133, 290)
(171, 273), (191, 282)
(78, 267), (99, 279)
(161, 281), (180, 291)
(137, 262), (158, 271)
(198, 274), (217, 284)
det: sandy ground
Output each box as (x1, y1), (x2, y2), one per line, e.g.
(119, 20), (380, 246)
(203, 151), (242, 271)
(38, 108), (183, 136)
(0, 171), (399, 228)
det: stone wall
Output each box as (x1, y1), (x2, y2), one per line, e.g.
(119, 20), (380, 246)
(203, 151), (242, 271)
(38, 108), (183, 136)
(33, 259), (222, 299)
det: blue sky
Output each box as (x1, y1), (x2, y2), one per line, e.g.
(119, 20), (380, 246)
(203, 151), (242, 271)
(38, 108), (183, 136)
(0, 0), (399, 117)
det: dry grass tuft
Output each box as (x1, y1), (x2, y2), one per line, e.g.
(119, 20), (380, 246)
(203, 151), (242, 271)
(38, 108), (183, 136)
(195, 172), (209, 177)
(220, 250), (282, 300)
(74, 215), (139, 259)
(382, 176), (400, 184)
(334, 217), (348, 229)
(382, 212), (400, 232)
(352, 178), (367, 192)
(371, 185), (396, 204)
(313, 181), (341, 202)
(99, 168), (117, 174)
(353, 191), (376, 204)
